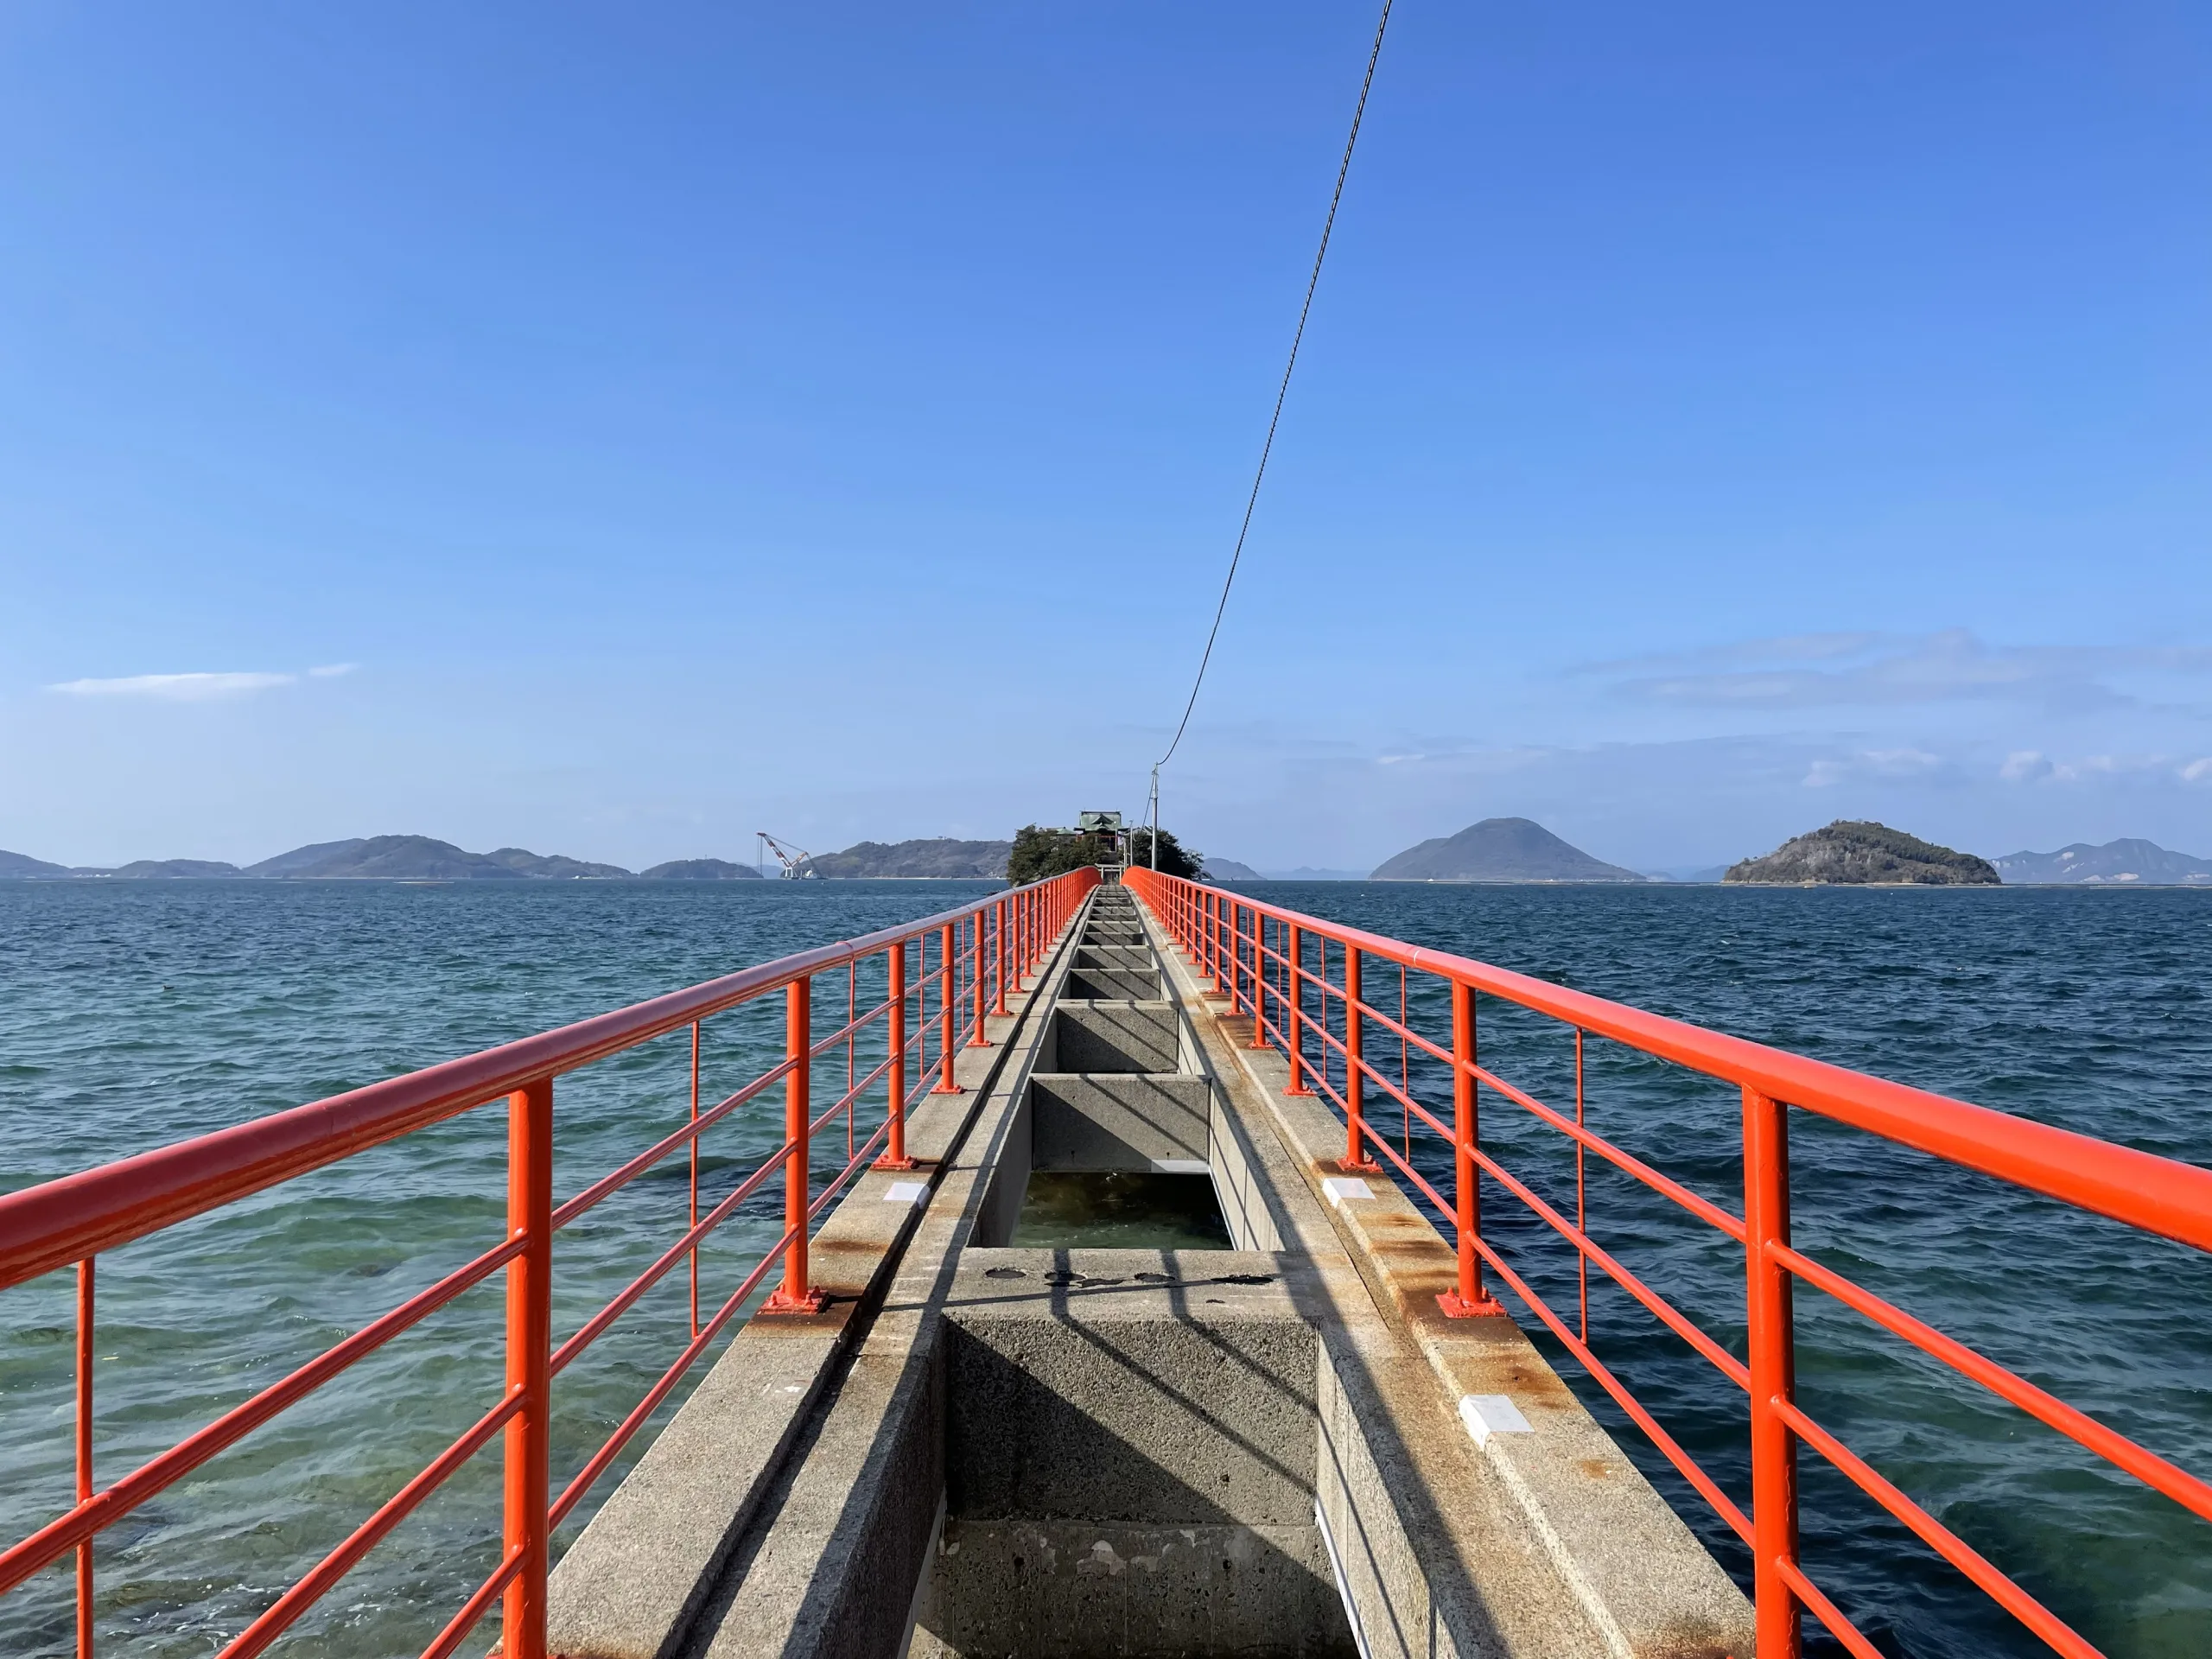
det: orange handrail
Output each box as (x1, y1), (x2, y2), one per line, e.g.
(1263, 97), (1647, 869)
(0, 866), (1098, 1659)
(1124, 868), (2212, 1659)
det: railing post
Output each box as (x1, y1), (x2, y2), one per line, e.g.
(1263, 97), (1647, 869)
(1221, 898), (1233, 1008)
(75, 1257), (92, 1659)
(689, 1021), (701, 1338)
(1286, 925), (1312, 1095)
(968, 913), (990, 1046)
(877, 943), (916, 1170)
(765, 977), (826, 1313)
(993, 899), (1010, 1017)
(1439, 982), (1502, 1318)
(932, 924), (961, 1092)
(502, 1077), (554, 1659)
(1343, 947), (1377, 1171)
(1208, 890), (1221, 993)
(1743, 1086), (1802, 1659)
(1244, 906), (1267, 1048)
(1237, 906), (1255, 1044)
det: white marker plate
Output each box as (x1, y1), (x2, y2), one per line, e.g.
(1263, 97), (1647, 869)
(884, 1181), (929, 1205)
(1459, 1394), (1533, 1446)
(1320, 1177), (1373, 1207)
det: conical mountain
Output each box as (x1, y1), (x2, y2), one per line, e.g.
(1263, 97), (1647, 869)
(1370, 818), (1645, 883)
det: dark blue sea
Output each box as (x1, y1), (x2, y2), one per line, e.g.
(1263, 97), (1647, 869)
(2, 879), (2208, 1656)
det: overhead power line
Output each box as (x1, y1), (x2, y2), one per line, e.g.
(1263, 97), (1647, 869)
(1153, 0), (1395, 775)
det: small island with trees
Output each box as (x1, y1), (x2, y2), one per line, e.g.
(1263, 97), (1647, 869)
(1726, 821), (2000, 886)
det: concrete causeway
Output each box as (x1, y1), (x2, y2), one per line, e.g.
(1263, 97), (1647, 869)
(547, 884), (1754, 1659)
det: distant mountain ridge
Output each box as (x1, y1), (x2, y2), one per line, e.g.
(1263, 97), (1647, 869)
(1727, 822), (1999, 886)
(0, 849), (74, 878)
(251, 836), (533, 880)
(1371, 818), (1646, 883)
(487, 847), (632, 880)
(1992, 838), (2212, 885)
(0, 835), (758, 880)
(802, 838), (1012, 878)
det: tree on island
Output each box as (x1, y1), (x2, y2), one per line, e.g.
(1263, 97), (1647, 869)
(1124, 827), (1201, 879)
(1005, 823), (1201, 883)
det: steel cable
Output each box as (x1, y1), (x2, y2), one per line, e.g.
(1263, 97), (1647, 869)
(1154, 0), (1395, 772)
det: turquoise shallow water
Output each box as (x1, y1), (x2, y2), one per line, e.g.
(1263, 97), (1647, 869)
(1, 879), (2208, 1656)
(0, 879), (1003, 1658)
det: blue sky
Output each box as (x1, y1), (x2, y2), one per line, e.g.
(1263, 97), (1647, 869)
(3, 2), (2209, 873)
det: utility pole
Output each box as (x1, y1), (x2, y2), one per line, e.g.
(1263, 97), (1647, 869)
(1147, 766), (1160, 869)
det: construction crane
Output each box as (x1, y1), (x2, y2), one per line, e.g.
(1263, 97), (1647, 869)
(756, 831), (818, 880)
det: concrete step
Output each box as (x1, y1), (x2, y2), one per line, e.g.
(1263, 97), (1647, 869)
(1080, 926), (1146, 949)
(1029, 1073), (1209, 1170)
(944, 1250), (1319, 1525)
(1073, 944), (1156, 972)
(1061, 966), (1162, 1001)
(1044, 1002), (1178, 1073)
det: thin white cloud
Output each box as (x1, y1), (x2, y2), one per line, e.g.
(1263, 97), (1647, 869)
(1997, 749), (2208, 785)
(45, 664), (360, 701)
(49, 671), (296, 701)
(1581, 632), (1883, 675)
(1596, 629), (2212, 713)
(1802, 747), (1948, 788)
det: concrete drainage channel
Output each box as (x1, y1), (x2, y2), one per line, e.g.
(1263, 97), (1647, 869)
(925, 883), (1351, 1656)
(549, 886), (1753, 1659)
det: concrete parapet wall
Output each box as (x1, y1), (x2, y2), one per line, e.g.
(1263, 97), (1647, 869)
(681, 1339), (944, 1659)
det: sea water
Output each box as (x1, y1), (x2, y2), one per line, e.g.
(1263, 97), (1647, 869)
(1, 879), (2207, 1656)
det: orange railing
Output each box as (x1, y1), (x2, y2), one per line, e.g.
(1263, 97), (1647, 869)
(1125, 868), (2212, 1659)
(0, 866), (1098, 1659)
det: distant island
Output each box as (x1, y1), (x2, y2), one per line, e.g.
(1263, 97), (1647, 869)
(21, 823), (2201, 889)
(0, 832), (1035, 881)
(1993, 838), (2212, 886)
(1726, 822), (1999, 886)
(1370, 818), (1645, 883)
(0, 835), (760, 881)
